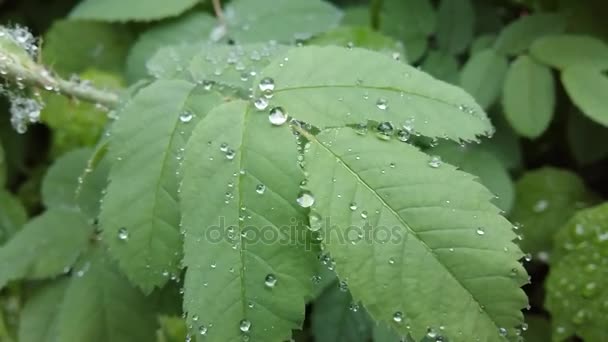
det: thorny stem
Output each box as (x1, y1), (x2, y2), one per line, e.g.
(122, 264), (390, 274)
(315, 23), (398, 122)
(0, 48), (121, 109)
(212, 0), (226, 27)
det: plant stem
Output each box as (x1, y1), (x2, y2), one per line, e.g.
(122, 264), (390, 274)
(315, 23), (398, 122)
(0, 48), (121, 109)
(212, 0), (226, 27)
(370, 0), (384, 31)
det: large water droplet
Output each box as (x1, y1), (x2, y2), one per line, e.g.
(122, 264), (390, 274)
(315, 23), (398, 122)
(258, 77), (275, 92)
(309, 212), (322, 232)
(180, 111), (194, 123)
(376, 122), (394, 140)
(269, 107), (288, 126)
(264, 274), (277, 288)
(297, 191), (315, 208)
(392, 311), (403, 323)
(254, 98), (269, 111)
(396, 129), (410, 142)
(118, 227), (129, 241)
(239, 319), (251, 332)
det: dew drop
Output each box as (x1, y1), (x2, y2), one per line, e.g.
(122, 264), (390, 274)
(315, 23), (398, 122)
(476, 227), (485, 236)
(225, 148), (236, 160)
(396, 129), (410, 142)
(376, 122), (394, 140)
(258, 77), (275, 92)
(498, 327), (508, 337)
(269, 107), (288, 126)
(428, 156), (442, 168)
(264, 274), (277, 288)
(309, 212), (322, 232)
(388, 257), (395, 265)
(349, 202), (358, 211)
(239, 319), (251, 332)
(118, 227), (129, 241)
(180, 111), (194, 123)
(392, 311), (403, 323)
(255, 184), (266, 194)
(376, 98), (388, 110)
(296, 191), (315, 208)
(254, 97), (269, 111)
(338, 280), (348, 292)
(199, 325), (208, 336)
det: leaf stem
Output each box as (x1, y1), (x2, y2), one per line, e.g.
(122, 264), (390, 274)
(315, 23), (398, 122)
(212, 0), (226, 27)
(0, 48), (121, 109)
(370, 0), (384, 30)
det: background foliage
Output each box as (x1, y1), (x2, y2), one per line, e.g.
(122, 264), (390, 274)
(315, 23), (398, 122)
(1, 0), (608, 341)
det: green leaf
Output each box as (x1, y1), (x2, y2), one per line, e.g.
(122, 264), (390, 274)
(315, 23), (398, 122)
(149, 43), (288, 95)
(429, 143), (515, 213)
(530, 34), (608, 70)
(41, 20), (133, 76)
(509, 167), (595, 258)
(380, 0), (436, 61)
(224, 0), (342, 43)
(479, 115), (523, 171)
(562, 65), (608, 127)
(55, 246), (158, 342)
(502, 55), (555, 138)
(0, 208), (93, 289)
(493, 13), (566, 55)
(100, 80), (222, 293)
(76, 146), (111, 220)
(18, 279), (68, 342)
(566, 110), (608, 165)
(41, 148), (92, 210)
(126, 12), (216, 82)
(470, 34), (497, 55)
(0, 141), (5, 187)
(0, 190), (27, 244)
(304, 127), (527, 340)
(420, 51), (460, 84)
(70, 0), (200, 22)
(374, 324), (411, 341)
(256, 46), (492, 143)
(309, 26), (406, 61)
(312, 284), (372, 342)
(546, 203), (608, 342)
(180, 100), (317, 341)
(436, 0), (475, 55)
(460, 49), (508, 109)
(341, 6), (370, 27)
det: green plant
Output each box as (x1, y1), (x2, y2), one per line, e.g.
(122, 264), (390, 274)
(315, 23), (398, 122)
(1, 0), (607, 341)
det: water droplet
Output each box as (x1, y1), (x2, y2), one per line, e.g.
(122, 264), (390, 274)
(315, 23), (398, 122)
(376, 98), (388, 110)
(476, 227), (485, 236)
(428, 156), (442, 168)
(225, 148), (236, 160)
(311, 275), (322, 284)
(524, 253), (532, 262)
(309, 212), (322, 232)
(338, 280), (348, 292)
(349, 302), (359, 312)
(388, 258), (395, 265)
(269, 107), (288, 126)
(296, 191), (315, 208)
(396, 129), (410, 142)
(349, 202), (357, 211)
(392, 311), (403, 323)
(258, 77), (275, 92)
(239, 319), (251, 332)
(533, 199), (549, 213)
(582, 282), (598, 298)
(376, 122), (394, 140)
(199, 325), (208, 335)
(264, 274), (277, 288)
(498, 327), (508, 337)
(118, 227), (129, 241)
(180, 111), (194, 123)
(360, 211), (368, 219)
(254, 98), (268, 111)
(255, 184), (266, 194)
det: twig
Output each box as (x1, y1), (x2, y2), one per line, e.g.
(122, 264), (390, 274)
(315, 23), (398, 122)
(212, 0), (226, 27)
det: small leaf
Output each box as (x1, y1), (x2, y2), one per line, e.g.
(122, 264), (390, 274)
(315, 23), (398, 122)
(41, 148), (92, 210)
(493, 13), (566, 55)
(478, 115), (523, 171)
(546, 203), (608, 342)
(0, 208), (93, 289)
(0, 190), (27, 244)
(126, 12), (216, 82)
(55, 247), (158, 342)
(309, 26), (406, 61)
(429, 143), (515, 213)
(41, 20), (133, 76)
(436, 0), (475, 54)
(460, 49), (508, 109)
(566, 110), (608, 165)
(70, 0), (200, 21)
(502, 55), (555, 138)
(312, 284), (372, 342)
(470, 34), (496, 55)
(18, 279), (68, 342)
(530, 34), (608, 70)
(100, 80), (222, 292)
(304, 127), (527, 340)
(224, 0), (342, 43)
(256, 46), (492, 143)
(180, 100), (317, 341)
(509, 167), (596, 258)
(562, 65), (608, 127)
(420, 50), (460, 84)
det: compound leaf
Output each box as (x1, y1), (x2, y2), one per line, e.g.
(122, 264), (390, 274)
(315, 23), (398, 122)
(493, 13), (566, 55)
(70, 0), (200, 22)
(502, 55), (555, 138)
(304, 127), (528, 340)
(562, 65), (608, 127)
(55, 247), (158, 342)
(530, 35), (608, 71)
(436, 0), (475, 55)
(180, 100), (317, 341)
(509, 168), (596, 259)
(312, 284), (372, 342)
(546, 203), (608, 342)
(256, 46), (492, 143)
(126, 12), (216, 82)
(0, 208), (93, 289)
(460, 48), (508, 109)
(100, 80), (222, 293)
